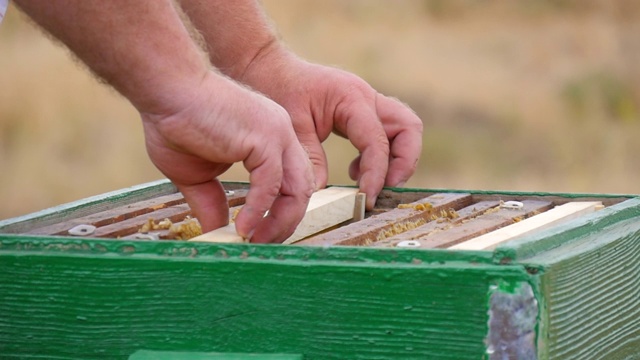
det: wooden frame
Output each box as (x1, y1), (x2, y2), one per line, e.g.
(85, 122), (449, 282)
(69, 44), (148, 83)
(1, 181), (639, 359)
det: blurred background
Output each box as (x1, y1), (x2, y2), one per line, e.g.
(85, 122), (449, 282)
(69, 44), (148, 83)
(1, 0), (639, 219)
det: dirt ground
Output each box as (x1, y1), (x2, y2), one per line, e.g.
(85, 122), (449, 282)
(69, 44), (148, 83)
(1, 0), (639, 219)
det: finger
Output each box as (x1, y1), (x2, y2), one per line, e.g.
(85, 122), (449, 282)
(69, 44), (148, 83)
(336, 101), (389, 210)
(234, 147), (283, 240)
(348, 154), (362, 181)
(298, 131), (329, 190)
(376, 94), (424, 187)
(251, 143), (315, 243)
(289, 110), (329, 190)
(176, 179), (229, 233)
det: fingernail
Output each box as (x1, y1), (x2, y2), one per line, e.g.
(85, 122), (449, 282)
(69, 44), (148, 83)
(394, 181), (406, 188)
(366, 196), (376, 210)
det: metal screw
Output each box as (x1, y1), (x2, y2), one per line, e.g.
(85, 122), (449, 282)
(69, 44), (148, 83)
(68, 224), (96, 236)
(501, 201), (524, 210)
(396, 240), (421, 248)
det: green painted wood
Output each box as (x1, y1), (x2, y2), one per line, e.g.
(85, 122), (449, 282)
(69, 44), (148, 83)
(494, 197), (640, 263)
(129, 350), (303, 360)
(490, 197), (640, 359)
(0, 179), (177, 233)
(0, 235), (532, 360)
(390, 186), (635, 202)
(523, 217), (640, 360)
(2, 183), (640, 359)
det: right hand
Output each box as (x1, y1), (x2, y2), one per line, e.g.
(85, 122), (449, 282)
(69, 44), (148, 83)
(141, 71), (315, 243)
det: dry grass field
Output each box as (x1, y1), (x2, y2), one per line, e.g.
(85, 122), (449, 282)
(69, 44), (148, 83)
(1, 0), (639, 219)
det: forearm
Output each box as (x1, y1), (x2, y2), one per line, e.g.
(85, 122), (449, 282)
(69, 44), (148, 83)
(176, 0), (282, 79)
(15, 0), (209, 115)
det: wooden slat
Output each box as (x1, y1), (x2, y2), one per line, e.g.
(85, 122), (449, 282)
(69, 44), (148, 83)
(190, 187), (359, 244)
(189, 223), (246, 243)
(92, 204), (192, 238)
(450, 201), (602, 250)
(25, 189), (248, 237)
(413, 200), (553, 249)
(25, 193), (186, 236)
(0, 179), (178, 234)
(370, 200), (501, 248)
(123, 205), (243, 240)
(101, 195), (248, 240)
(224, 189), (251, 207)
(353, 193), (367, 222)
(470, 193), (627, 208)
(283, 187), (359, 244)
(295, 193), (472, 247)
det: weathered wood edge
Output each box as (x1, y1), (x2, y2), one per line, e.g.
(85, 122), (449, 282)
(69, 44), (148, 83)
(494, 197), (640, 264)
(520, 215), (640, 359)
(388, 186), (635, 201)
(452, 201), (602, 251)
(129, 350), (304, 360)
(0, 244), (534, 359)
(0, 179), (177, 234)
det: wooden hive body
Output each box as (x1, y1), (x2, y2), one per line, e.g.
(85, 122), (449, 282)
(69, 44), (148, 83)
(1, 180), (639, 360)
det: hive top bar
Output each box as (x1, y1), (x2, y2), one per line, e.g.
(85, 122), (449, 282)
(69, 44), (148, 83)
(0, 180), (634, 252)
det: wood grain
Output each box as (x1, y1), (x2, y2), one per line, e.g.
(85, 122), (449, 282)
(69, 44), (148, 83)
(353, 193), (366, 222)
(92, 204), (192, 238)
(296, 193), (472, 247)
(530, 216), (640, 359)
(451, 201), (602, 250)
(0, 179), (178, 233)
(0, 239), (530, 359)
(190, 187), (358, 244)
(130, 350), (304, 360)
(408, 200), (554, 249)
(25, 193), (187, 236)
(25, 190), (247, 239)
(370, 200), (501, 248)
(283, 187), (359, 244)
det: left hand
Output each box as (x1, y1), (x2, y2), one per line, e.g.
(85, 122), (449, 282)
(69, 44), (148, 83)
(239, 48), (424, 209)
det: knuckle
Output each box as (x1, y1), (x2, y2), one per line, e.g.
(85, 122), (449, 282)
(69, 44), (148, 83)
(375, 132), (391, 152)
(413, 118), (425, 132)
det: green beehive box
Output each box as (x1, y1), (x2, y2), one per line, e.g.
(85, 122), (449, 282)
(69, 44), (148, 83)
(1, 180), (639, 360)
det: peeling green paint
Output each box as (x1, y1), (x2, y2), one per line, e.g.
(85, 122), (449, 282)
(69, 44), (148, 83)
(0, 244), (531, 359)
(486, 281), (538, 360)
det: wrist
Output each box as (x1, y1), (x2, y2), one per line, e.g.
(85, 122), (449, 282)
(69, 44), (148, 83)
(224, 35), (281, 80)
(127, 57), (210, 118)
(140, 69), (221, 127)
(236, 40), (299, 98)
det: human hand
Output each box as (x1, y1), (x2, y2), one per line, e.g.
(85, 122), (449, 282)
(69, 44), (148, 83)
(13, 0), (315, 242)
(239, 49), (424, 210)
(141, 71), (315, 243)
